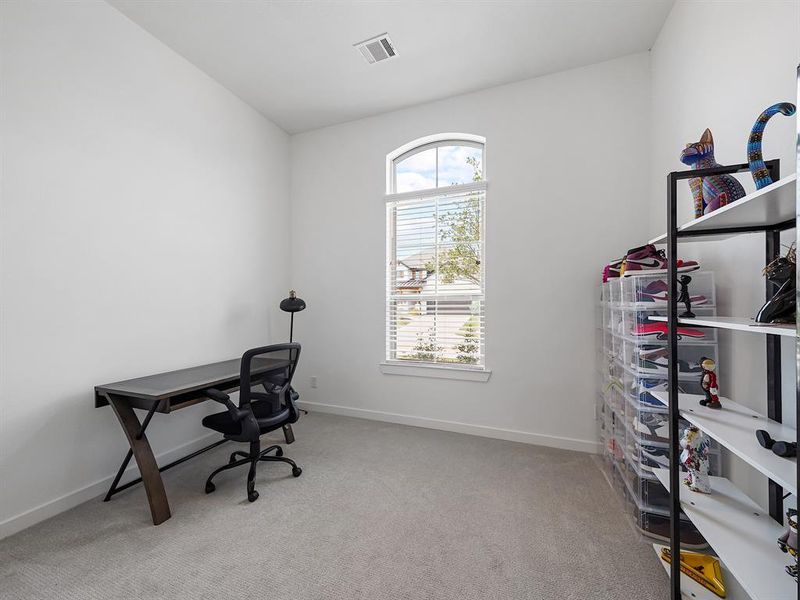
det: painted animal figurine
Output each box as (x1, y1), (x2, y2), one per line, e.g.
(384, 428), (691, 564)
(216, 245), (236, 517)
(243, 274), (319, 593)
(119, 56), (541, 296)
(699, 357), (721, 409)
(755, 243), (796, 324)
(680, 426), (711, 493)
(680, 129), (746, 217)
(748, 102), (796, 189)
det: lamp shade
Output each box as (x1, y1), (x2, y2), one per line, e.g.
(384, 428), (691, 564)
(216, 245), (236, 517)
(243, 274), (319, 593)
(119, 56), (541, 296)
(280, 290), (306, 313)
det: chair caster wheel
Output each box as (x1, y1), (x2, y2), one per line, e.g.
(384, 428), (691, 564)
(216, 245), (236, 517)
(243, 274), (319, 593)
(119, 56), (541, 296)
(275, 447), (284, 457)
(205, 482), (215, 494)
(292, 467), (302, 477)
(247, 480), (258, 502)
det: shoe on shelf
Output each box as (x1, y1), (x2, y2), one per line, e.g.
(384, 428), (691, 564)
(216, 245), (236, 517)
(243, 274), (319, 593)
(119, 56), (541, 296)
(639, 391), (667, 408)
(637, 347), (669, 374)
(602, 257), (624, 283)
(678, 360), (703, 375)
(633, 322), (707, 340)
(639, 348), (669, 375)
(640, 445), (671, 471)
(637, 280), (708, 305)
(635, 380), (688, 408)
(639, 356), (669, 375)
(637, 350), (704, 377)
(621, 244), (699, 277)
(631, 413), (670, 444)
(640, 378), (687, 393)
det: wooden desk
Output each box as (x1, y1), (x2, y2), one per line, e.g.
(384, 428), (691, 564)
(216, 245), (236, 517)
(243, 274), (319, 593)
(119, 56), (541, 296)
(95, 357), (291, 525)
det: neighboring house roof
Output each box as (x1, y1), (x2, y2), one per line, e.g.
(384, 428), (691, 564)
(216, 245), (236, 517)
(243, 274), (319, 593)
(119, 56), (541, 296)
(397, 279), (426, 290)
(398, 250), (435, 271)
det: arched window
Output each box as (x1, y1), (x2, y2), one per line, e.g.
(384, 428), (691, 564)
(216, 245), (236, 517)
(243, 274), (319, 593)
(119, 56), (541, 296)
(385, 135), (486, 369)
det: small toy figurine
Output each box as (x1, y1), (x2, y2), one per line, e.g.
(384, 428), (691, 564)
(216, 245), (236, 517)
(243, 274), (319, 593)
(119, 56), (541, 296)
(756, 243), (796, 324)
(680, 426), (712, 493)
(677, 275), (696, 318)
(699, 357), (721, 409)
(756, 429), (798, 458)
(778, 509), (798, 580)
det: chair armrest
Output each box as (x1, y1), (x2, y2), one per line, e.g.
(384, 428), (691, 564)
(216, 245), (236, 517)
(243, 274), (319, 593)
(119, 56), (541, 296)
(204, 388), (248, 422)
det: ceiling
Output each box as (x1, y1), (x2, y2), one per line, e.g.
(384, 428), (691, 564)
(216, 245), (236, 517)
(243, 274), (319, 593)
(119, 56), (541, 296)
(109, 0), (674, 134)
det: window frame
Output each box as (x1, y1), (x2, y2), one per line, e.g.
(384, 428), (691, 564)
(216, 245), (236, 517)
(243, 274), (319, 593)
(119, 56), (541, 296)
(389, 139), (484, 194)
(383, 134), (489, 379)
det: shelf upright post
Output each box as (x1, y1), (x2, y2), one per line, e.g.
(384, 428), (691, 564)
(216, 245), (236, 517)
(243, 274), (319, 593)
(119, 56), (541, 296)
(795, 62), (799, 600)
(666, 171), (681, 600)
(766, 160), (784, 523)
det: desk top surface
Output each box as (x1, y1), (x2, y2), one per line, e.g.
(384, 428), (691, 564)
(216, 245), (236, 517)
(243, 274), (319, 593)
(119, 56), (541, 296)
(95, 357), (289, 401)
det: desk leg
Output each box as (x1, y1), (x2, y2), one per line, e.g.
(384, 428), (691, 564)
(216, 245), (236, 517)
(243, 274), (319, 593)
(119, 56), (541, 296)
(108, 395), (171, 525)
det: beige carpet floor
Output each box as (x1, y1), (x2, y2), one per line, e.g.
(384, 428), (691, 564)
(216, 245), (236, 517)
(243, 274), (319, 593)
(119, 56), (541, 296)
(0, 412), (668, 600)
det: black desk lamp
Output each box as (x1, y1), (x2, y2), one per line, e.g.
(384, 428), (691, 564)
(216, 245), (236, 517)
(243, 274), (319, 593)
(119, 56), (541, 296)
(280, 290), (306, 419)
(280, 290), (306, 342)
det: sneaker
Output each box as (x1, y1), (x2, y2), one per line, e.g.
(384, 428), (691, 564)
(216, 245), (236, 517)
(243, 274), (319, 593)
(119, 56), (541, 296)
(639, 392), (667, 408)
(638, 349), (669, 374)
(635, 380), (668, 407)
(639, 358), (668, 375)
(634, 322), (707, 340)
(621, 244), (699, 277)
(640, 379), (668, 393)
(678, 360), (703, 375)
(631, 412), (670, 444)
(636, 348), (705, 376)
(608, 437), (624, 461)
(635, 380), (689, 407)
(640, 445), (671, 471)
(637, 280), (708, 305)
(602, 257), (624, 283)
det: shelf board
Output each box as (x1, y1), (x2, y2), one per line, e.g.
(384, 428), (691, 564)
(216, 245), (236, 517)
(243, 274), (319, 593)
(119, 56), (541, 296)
(651, 391), (797, 495)
(652, 543), (748, 600)
(650, 315), (796, 337)
(650, 174), (796, 244)
(654, 469), (794, 600)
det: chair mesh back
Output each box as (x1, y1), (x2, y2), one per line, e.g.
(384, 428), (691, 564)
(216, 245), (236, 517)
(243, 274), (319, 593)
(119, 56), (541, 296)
(239, 344), (301, 411)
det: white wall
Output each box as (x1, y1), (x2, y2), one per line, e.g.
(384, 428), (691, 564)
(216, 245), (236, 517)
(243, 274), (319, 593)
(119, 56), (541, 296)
(0, 0), (290, 537)
(289, 54), (651, 453)
(650, 0), (800, 506)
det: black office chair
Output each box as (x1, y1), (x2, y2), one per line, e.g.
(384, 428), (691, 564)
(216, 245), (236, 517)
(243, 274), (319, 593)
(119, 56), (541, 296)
(201, 343), (302, 502)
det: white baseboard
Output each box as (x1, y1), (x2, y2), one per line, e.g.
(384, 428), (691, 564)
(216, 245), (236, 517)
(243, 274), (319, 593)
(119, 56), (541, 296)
(297, 400), (600, 455)
(0, 432), (220, 541)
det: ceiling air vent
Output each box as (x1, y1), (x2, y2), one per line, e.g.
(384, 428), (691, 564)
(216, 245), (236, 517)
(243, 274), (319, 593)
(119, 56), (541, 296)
(354, 33), (396, 64)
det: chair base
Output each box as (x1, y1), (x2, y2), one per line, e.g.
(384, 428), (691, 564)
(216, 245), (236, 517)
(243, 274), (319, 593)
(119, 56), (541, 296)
(204, 442), (301, 502)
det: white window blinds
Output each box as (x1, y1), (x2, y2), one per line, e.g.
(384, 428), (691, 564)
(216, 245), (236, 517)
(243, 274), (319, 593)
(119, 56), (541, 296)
(385, 181), (486, 368)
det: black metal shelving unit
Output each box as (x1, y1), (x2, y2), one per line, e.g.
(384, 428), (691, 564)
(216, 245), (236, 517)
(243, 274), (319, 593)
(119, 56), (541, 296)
(665, 159), (795, 599)
(663, 65), (800, 598)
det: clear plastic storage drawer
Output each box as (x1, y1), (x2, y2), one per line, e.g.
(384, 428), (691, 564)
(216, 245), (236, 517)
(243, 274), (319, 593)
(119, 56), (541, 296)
(621, 271), (715, 309)
(619, 307), (717, 344)
(620, 342), (718, 381)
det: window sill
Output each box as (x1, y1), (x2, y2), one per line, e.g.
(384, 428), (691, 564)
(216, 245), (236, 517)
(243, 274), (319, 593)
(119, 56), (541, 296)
(379, 362), (491, 382)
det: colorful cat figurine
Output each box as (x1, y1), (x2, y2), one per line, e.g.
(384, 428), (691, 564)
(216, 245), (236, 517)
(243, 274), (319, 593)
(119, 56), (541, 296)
(680, 129), (745, 217)
(747, 102), (796, 189)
